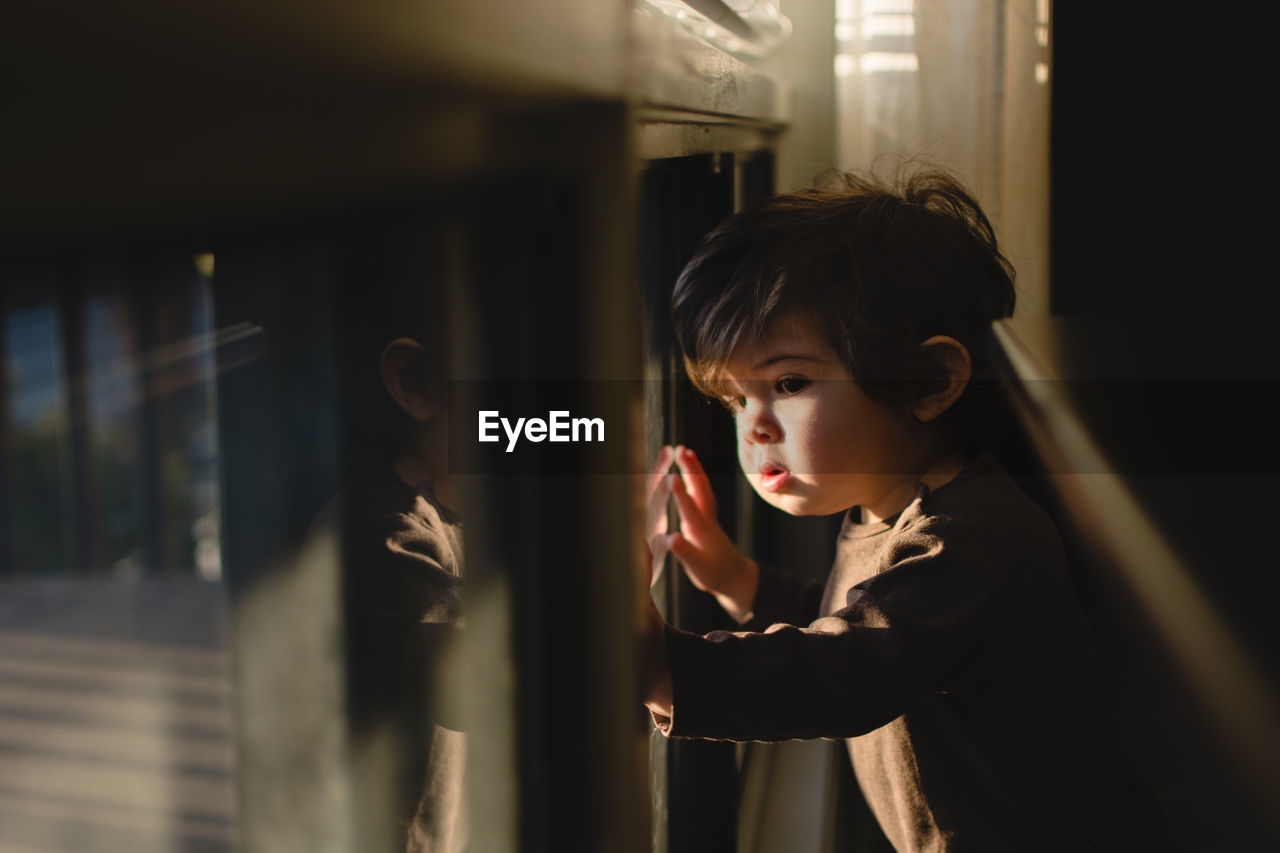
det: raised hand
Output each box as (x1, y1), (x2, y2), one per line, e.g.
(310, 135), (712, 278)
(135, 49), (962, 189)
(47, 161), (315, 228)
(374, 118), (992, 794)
(666, 446), (759, 623)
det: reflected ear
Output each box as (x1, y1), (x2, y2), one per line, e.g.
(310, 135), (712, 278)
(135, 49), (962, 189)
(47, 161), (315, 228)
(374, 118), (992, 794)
(379, 337), (435, 422)
(912, 336), (972, 423)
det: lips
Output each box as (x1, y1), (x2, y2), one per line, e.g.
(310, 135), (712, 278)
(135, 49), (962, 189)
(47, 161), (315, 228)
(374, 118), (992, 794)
(759, 463), (791, 493)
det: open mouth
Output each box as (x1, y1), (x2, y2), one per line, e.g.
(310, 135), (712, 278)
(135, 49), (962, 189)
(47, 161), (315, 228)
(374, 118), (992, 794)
(759, 464), (791, 492)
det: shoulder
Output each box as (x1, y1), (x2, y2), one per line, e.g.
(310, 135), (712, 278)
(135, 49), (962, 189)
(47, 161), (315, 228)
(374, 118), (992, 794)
(926, 454), (1058, 532)
(342, 456), (464, 578)
(889, 453), (1066, 581)
(335, 457), (464, 625)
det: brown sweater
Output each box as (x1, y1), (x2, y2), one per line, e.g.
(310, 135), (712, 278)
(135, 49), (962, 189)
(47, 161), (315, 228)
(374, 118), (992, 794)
(341, 458), (468, 853)
(657, 454), (1155, 851)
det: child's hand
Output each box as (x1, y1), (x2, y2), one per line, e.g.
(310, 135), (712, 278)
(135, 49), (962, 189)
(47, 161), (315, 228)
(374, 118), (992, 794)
(666, 446), (759, 623)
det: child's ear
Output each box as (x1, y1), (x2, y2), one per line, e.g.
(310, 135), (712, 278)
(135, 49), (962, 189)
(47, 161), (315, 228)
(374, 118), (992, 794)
(912, 336), (972, 423)
(379, 337), (435, 422)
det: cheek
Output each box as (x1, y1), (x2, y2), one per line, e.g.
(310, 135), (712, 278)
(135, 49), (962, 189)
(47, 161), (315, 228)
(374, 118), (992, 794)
(786, 409), (842, 471)
(802, 429), (848, 474)
(735, 429), (752, 472)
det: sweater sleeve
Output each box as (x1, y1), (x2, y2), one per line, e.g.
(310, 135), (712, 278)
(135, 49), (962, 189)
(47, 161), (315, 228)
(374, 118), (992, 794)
(656, 514), (1008, 741)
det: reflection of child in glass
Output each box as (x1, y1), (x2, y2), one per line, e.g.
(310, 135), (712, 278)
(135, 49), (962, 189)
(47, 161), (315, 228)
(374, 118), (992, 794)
(642, 171), (1154, 851)
(361, 336), (465, 853)
(339, 274), (466, 853)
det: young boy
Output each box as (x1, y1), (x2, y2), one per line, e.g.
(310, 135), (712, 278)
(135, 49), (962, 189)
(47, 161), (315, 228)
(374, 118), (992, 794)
(335, 244), (468, 853)
(642, 171), (1153, 851)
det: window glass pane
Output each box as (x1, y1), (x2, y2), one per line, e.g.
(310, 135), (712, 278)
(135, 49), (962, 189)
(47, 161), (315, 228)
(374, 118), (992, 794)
(0, 264), (235, 852)
(84, 282), (146, 575)
(4, 288), (72, 572)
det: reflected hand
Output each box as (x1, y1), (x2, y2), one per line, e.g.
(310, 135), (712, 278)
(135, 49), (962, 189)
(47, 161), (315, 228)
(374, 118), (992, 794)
(644, 445), (675, 586)
(640, 447), (674, 718)
(666, 446), (758, 623)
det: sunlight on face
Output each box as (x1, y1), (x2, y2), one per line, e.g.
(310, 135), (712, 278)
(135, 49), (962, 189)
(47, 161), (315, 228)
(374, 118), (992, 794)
(721, 313), (927, 520)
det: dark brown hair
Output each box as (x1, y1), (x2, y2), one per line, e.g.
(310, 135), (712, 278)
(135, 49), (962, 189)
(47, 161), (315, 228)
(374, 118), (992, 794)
(671, 169), (1016, 449)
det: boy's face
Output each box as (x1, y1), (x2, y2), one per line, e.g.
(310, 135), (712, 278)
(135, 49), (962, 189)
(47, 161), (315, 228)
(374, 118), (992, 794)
(719, 312), (928, 519)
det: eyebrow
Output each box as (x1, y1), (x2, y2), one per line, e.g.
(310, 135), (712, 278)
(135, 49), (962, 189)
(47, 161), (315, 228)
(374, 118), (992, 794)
(750, 353), (823, 370)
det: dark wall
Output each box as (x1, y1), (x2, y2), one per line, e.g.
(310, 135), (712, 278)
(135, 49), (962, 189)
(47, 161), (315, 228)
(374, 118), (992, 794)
(1051, 8), (1278, 316)
(1048, 11), (1280, 849)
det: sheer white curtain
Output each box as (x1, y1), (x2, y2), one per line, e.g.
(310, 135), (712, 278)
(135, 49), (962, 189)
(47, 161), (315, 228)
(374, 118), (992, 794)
(835, 0), (1051, 316)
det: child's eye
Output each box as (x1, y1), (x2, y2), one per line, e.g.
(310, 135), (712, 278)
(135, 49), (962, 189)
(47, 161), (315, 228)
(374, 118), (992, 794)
(775, 376), (809, 395)
(720, 395), (746, 413)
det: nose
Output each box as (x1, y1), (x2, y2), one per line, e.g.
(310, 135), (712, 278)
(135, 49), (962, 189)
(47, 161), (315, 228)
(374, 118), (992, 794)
(739, 403), (781, 445)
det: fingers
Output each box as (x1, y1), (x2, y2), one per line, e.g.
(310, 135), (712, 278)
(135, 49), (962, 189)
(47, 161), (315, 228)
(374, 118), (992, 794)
(673, 445), (717, 517)
(646, 474), (672, 541)
(645, 445), (675, 540)
(646, 445), (675, 501)
(645, 445), (718, 564)
(668, 470), (710, 538)
(665, 531), (712, 593)
(667, 531), (690, 561)
(647, 533), (671, 587)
